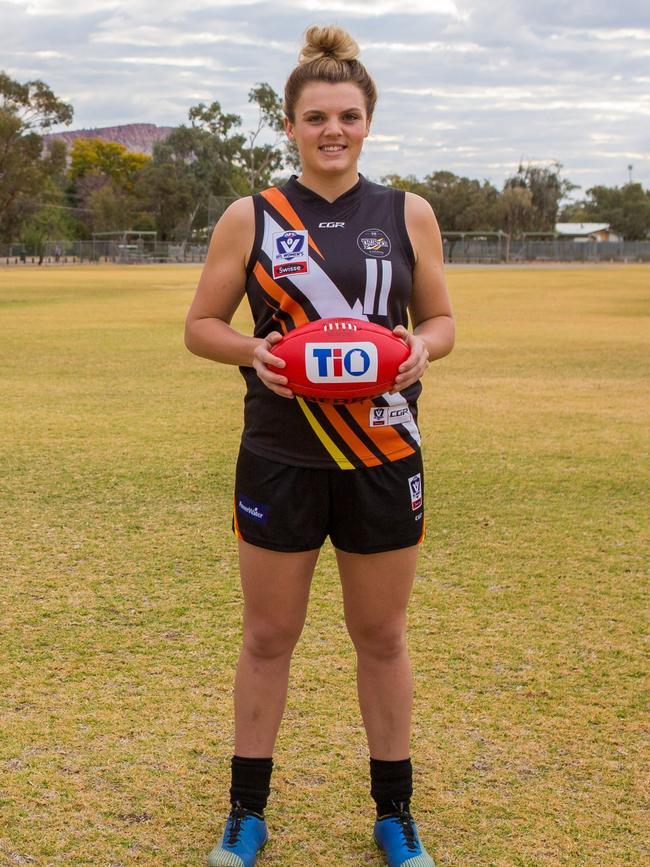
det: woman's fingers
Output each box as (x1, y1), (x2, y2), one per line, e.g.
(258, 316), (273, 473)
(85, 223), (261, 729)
(253, 332), (294, 398)
(391, 327), (429, 392)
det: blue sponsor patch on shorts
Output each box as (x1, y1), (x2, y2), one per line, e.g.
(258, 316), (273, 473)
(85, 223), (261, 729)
(237, 494), (269, 525)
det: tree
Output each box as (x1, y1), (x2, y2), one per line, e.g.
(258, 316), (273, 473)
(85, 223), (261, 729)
(0, 72), (73, 240)
(503, 162), (576, 232)
(244, 83), (294, 186)
(69, 138), (149, 190)
(560, 183), (650, 240)
(384, 171), (499, 233)
(139, 86), (288, 244)
(497, 186), (536, 237)
(64, 138), (151, 235)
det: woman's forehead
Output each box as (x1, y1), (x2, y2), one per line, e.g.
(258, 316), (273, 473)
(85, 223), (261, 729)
(297, 81), (366, 113)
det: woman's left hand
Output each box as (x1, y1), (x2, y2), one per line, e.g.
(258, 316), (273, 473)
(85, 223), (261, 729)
(390, 325), (430, 393)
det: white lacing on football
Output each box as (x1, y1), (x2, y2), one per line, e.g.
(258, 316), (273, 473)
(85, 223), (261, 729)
(323, 321), (357, 331)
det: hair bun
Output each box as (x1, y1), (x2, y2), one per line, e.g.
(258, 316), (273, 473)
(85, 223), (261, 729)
(299, 25), (359, 64)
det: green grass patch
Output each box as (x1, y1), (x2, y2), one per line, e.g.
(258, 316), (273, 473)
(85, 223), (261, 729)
(1, 264), (648, 865)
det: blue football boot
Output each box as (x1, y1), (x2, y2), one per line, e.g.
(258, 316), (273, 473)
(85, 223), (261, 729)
(374, 802), (435, 867)
(207, 801), (268, 867)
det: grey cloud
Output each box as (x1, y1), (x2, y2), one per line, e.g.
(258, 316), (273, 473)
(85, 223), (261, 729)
(2, 0), (648, 189)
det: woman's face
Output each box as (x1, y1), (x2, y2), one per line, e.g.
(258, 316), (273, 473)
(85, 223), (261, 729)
(285, 81), (370, 177)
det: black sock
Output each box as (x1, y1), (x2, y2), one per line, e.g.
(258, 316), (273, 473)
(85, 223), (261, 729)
(230, 755), (273, 816)
(370, 757), (413, 817)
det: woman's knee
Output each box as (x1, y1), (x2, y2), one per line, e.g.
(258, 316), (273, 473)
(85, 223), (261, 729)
(348, 620), (408, 661)
(243, 619), (303, 660)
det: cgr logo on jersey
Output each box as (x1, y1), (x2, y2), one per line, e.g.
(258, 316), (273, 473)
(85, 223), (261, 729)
(369, 404), (413, 427)
(273, 230), (309, 278)
(319, 221), (345, 228)
(305, 342), (378, 384)
(357, 228), (391, 258)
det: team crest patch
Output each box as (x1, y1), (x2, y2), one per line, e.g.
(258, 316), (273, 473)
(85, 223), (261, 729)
(273, 229), (309, 278)
(357, 228), (391, 258)
(408, 473), (423, 511)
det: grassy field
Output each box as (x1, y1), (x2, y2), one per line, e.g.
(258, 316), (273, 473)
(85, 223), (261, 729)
(0, 264), (648, 867)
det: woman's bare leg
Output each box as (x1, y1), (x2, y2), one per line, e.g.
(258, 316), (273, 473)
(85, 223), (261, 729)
(336, 545), (419, 760)
(234, 540), (319, 757)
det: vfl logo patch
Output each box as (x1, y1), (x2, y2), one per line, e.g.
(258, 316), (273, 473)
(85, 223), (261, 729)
(237, 495), (269, 525)
(369, 404), (413, 428)
(357, 228), (391, 258)
(305, 342), (378, 384)
(408, 473), (423, 511)
(273, 230), (309, 278)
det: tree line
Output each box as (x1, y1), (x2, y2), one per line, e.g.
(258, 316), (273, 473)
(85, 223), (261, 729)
(2, 71), (649, 250)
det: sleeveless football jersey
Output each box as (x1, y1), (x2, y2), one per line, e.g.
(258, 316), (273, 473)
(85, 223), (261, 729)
(240, 174), (422, 469)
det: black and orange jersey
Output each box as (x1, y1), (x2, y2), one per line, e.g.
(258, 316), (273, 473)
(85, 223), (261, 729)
(240, 174), (422, 469)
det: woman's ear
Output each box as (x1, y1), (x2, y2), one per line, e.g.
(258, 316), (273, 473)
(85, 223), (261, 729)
(284, 116), (295, 140)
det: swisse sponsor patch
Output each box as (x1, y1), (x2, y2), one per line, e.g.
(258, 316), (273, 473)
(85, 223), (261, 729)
(305, 342), (378, 383)
(237, 495), (269, 525)
(369, 404), (413, 427)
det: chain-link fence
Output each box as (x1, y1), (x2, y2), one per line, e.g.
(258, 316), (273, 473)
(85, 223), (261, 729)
(2, 237), (650, 266)
(0, 239), (208, 265)
(441, 237), (650, 263)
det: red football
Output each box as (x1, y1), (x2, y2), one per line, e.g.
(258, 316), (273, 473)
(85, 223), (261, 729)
(269, 318), (410, 402)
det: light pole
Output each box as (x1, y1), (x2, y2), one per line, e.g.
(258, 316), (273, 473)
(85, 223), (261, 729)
(627, 164), (633, 184)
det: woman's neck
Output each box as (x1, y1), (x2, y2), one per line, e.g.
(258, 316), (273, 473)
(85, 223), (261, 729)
(295, 168), (360, 203)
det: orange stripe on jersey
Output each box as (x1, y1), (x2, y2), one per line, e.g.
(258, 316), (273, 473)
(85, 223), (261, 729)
(261, 187), (325, 259)
(318, 403), (382, 468)
(232, 496), (243, 539)
(261, 296), (287, 334)
(344, 401), (416, 462)
(254, 262), (309, 328)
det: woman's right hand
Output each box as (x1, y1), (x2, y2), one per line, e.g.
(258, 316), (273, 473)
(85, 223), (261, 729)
(252, 332), (294, 399)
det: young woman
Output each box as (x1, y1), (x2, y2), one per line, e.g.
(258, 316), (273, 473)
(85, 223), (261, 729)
(185, 25), (454, 867)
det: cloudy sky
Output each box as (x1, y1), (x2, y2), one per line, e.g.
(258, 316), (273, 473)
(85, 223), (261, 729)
(4, 0), (649, 194)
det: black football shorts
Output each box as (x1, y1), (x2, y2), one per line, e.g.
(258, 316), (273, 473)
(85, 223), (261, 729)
(232, 446), (425, 554)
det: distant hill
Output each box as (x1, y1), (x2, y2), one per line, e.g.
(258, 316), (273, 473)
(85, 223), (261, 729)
(44, 123), (174, 155)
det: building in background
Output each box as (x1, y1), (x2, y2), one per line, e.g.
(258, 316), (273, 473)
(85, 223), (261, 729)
(555, 223), (622, 242)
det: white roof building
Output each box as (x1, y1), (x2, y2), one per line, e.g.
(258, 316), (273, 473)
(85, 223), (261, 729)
(555, 223), (622, 242)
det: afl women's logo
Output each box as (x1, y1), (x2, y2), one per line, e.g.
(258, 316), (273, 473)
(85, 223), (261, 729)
(357, 228), (391, 258)
(275, 230), (306, 260)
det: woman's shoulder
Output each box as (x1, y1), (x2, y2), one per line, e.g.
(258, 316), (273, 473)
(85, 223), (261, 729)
(404, 191), (438, 232)
(220, 195), (255, 226)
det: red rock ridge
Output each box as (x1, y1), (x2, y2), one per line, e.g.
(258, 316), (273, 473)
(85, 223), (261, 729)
(44, 123), (174, 155)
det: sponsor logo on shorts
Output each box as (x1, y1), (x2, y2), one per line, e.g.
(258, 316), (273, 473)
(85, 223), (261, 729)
(237, 495), (269, 524)
(305, 342), (378, 383)
(369, 404), (413, 427)
(357, 228), (391, 258)
(408, 473), (423, 511)
(272, 230), (309, 278)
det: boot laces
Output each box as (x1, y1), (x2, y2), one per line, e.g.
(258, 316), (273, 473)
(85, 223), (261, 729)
(226, 801), (249, 846)
(392, 801), (418, 852)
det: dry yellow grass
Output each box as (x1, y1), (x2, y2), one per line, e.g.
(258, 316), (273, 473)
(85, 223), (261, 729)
(1, 264), (648, 866)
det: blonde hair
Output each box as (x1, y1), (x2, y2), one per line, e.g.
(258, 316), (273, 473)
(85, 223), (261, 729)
(284, 25), (377, 122)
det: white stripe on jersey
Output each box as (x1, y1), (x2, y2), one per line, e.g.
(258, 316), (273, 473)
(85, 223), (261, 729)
(363, 259), (377, 315)
(378, 259), (392, 316)
(382, 391), (422, 446)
